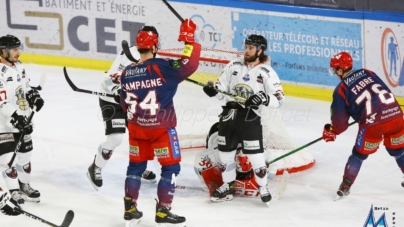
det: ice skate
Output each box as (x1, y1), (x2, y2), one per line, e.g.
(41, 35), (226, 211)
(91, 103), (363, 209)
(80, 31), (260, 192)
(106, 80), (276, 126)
(141, 170), (157, 183)
(87, 158), (102, 191)
(124, 196), (142, 227)
(211, 181), (234, 202)
(19, 181), (40, 203)
(10, 190), (25, 204)
(259, 185), (272, 205)
(335, 178), (352, 201)
(155, 199), (186, 227)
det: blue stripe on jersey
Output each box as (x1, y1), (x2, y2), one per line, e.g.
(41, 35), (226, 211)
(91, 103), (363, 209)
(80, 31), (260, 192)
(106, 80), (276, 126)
(168, 127), (181, 158)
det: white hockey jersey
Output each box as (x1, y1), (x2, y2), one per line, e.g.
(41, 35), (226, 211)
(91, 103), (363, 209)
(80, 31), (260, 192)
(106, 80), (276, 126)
(215, 58), (284, 116)
(99, 46), (140, 103)
(0, 60), (33, 133)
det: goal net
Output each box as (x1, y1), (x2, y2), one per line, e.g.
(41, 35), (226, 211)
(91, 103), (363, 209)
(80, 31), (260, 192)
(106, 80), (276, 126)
(157, 48), (314, 174)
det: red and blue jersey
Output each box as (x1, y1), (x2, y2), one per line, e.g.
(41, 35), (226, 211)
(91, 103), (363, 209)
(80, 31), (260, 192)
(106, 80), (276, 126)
(120, 43), (201, 129)
(330, 69), (402, 134)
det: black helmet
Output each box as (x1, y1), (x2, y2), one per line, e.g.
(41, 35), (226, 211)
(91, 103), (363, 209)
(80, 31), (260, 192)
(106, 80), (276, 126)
(0, 35), (21, 50)
(245, 34), (267, 52)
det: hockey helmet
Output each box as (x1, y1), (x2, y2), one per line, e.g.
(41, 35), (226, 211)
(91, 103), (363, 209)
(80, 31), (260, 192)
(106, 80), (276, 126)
(245, 34), (267, 52)
(330, 52), (353, 71)
(236, 148), (252, 173)
(0, 35), (21, 56)
(136, 26), (159, 50)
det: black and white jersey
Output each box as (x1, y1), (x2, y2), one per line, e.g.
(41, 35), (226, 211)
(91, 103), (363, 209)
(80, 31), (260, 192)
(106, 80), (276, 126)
(100, 46), (140, 103)
(215, 58), (284, 116)
(0, 61), (32, 133)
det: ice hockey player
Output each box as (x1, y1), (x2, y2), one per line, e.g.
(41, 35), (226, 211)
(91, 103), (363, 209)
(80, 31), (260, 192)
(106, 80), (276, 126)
(86, 45), (156, 192)
(202, 34), (284, 204)
(323, 52), (404, 198)
(0, 187), (21, 216)
(119, 19), (199, 227)
(0, 35), (44, 203)
(194, 122), (279, 199)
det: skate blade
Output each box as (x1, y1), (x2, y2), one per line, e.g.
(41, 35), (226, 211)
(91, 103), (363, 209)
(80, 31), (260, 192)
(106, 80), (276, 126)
(86, 172), (100, 191)
(21, 195), (40, 203)
(156, 222), (186, 227)
(126, 219), (141, 227)
(141, 178), (157, 183)
(211, 194), (233, 202)
(334, 195), (344, 201)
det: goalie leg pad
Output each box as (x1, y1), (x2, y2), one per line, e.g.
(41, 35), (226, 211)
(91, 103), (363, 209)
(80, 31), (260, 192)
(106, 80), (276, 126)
(125, 161), (147, 202)
(201, 166), (223, 196)
(218, 150), (237, 183)
(157, 163), (180, 209)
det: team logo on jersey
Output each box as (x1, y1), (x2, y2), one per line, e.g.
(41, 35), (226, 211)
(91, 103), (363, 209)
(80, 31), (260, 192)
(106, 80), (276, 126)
(125, 67), (147, 77)
(242, 74), (250, 82)
(381, 28), (404, 88)
(5, 167), (17, 179)
(232, 84), (254, 99)
(15, 85), (29, 111)
(101, 148), (113, 160)
(172, 60), (182, 69)
(257, 74), (263, 84)
(23, 163), (31, 173)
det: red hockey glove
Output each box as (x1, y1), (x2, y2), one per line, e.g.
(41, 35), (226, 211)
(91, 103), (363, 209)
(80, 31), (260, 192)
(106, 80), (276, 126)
(178, 19), (197, 43)
(322, 124), (336, 142)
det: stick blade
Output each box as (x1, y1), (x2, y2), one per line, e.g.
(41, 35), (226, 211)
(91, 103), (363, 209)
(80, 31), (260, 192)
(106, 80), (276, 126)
(60, 210), (74, 227)
(63, 67), (78, 91)
(121, 40), (139, 63)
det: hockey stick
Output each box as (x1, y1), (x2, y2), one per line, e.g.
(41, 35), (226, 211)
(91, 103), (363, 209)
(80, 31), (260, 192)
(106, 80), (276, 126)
(175, 184), (209, 192)
(63, 67), (117, 98)
(162, 0), (184, 22)
(121, 40), (139, 63)
(7, 108), (36, 168)
(273, 171), (289, 200)
(31, 73), (47, 91)
(14, 207), (74, 227)
(267, 121), (357, 165)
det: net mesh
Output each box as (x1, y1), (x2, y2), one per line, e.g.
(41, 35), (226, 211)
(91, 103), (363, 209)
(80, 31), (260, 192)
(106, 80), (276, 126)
(157, 48), (314, 171)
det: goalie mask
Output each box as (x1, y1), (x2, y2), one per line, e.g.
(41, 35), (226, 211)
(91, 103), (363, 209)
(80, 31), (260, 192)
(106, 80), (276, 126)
(136, 26), (159, 51)
(236, 148), (252, 173)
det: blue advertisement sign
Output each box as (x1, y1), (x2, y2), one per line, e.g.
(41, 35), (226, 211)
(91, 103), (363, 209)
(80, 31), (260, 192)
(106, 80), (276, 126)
(231, 12), (363, 86)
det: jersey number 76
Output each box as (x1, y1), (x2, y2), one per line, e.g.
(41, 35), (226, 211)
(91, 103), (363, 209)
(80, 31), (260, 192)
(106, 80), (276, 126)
(355, 84), (395, 116)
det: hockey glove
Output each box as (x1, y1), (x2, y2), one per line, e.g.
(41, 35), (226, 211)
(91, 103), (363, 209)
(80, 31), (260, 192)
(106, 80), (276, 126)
(10, 111), (33, 135)
(110, 73), (121, 84)
(245, 91), (270, 110)
(178, 18), (197, 43)
(203, 85), (218, 97)
(322, 124), (336, 142)
(0, 190), (21, 216)
(26, 89), (44, 112)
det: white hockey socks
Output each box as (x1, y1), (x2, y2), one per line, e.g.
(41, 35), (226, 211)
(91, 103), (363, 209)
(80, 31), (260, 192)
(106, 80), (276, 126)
(218, 150), (237, 183)
(0, 153), (19, 191)
(247, 153), (268, 187)
(95, 133), (123, 168)
(16, 151), (32, 184)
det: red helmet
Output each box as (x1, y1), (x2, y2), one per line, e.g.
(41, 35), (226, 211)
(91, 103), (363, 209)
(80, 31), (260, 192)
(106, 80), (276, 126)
(136, 26), (159, 50)
(330, 52), (353, 71)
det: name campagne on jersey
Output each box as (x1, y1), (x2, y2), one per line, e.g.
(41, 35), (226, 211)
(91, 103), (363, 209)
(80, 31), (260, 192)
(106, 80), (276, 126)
(124, 78), (163, 91)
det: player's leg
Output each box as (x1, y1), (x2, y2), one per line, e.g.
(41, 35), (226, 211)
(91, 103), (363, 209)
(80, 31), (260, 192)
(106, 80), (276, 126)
(152, 127), (185, 226)
(14, 134), (39, 202)
(239, 118), (271, 203)
(383, 118), (404, 187)
(0, 136), (24, 204)
(123, 126), (153, 226)
(337, 126), (381, 197)
(87, 99), (126, 190)
(212, 109), (239, 202)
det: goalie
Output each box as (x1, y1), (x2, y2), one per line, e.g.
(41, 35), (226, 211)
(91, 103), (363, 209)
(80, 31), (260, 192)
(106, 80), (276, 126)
(194, 123), (280, 200)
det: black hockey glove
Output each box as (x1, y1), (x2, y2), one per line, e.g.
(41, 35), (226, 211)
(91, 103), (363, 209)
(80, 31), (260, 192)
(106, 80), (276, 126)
(203, 85), (218, 97)
(245, 91), (270, 110)
(26, 89), (44, 112)
(0, 190), (21, 216)
(10, 111), (33, 135)
(111, 85), (121, 96)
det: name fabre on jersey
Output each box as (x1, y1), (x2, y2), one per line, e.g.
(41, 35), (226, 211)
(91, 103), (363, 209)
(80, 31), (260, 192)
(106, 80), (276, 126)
(123, 78), (163, 91)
